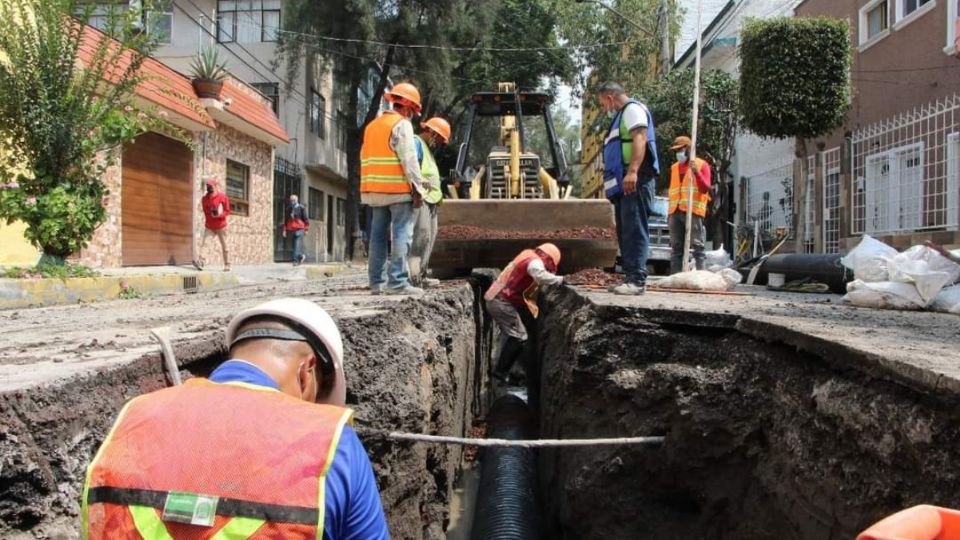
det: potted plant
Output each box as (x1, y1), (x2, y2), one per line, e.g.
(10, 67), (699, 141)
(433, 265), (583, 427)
(190, 47), (229, 99)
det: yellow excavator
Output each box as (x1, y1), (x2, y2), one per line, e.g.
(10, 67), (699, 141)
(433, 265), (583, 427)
(429, 83), (618, 276)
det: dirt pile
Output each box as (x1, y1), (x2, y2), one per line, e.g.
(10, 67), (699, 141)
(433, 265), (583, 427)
(437, 225), (615, 240)
(564, 268), (621, 287)
(536, 286), (960, 539)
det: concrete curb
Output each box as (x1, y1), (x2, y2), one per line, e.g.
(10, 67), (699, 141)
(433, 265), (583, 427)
(0, 272), (239, 310)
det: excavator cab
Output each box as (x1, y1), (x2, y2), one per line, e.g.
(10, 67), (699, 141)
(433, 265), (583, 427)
(452, 83), (571, 200)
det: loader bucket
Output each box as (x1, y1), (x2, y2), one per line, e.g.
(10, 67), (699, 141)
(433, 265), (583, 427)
(430, 199), (618, 276)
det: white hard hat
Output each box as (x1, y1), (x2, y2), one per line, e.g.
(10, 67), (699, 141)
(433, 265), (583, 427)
(225, 298), (346, 407)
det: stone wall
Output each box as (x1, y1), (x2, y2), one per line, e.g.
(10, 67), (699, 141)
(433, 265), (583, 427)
(195, 125), (275, 266)
(73, 149), (123, 268)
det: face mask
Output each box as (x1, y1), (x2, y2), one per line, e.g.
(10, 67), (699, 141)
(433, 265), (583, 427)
(676, 151), (688, 163)
(289, 200), (297, 207)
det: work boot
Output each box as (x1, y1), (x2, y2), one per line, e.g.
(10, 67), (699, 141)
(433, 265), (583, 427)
(493, 337), (525, 380)
(386, 285), (424, 295)
(612, 282), (645, 295)
(423, 277), (441, 288)
(193, 258), (205, 271)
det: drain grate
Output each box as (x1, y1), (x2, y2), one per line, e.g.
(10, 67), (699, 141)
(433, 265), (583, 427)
(182, 275), (198, 293)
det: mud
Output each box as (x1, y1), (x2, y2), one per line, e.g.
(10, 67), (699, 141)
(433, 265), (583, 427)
(0, 275), (488, 540)
(537, 286), (960, 539)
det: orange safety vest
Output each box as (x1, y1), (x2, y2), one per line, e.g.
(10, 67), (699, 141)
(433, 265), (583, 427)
(668, 157), (710, 218)
(484, 249), (555, 318)
(360, 111), (410, 194)
(82, 378), (353, 539)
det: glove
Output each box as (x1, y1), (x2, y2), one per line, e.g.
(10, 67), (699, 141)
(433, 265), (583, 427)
(412, 190), (423, 209)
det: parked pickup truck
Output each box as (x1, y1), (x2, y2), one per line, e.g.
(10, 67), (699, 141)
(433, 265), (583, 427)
(647, 196), (671, 275)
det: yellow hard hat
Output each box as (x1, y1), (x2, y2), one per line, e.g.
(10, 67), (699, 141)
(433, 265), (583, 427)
(422, 117), (451, 144)
(386, 82), (422, 113)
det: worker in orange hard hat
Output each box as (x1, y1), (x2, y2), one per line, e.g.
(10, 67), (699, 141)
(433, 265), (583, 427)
(361, 81), (428, 295)
(857, 505), (960, 540)
(409, 117), (452, 288)
(484, 243), (563, 383)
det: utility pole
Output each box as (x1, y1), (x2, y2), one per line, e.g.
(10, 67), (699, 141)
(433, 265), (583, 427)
(658, 0), (672, 75)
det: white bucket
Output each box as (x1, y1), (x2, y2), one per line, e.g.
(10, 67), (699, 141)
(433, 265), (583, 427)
(768, 273), (786, 288)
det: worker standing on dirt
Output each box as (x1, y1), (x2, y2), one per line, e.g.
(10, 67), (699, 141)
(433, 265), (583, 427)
(281, 193), (310, 266)
(485, 243), (563, 382)
(410, 117), (451, 288)
(598, 81), (660, 295)
(82, 298), (390, 539)
(361, 81), (428, 295)
(194, 178), (231, 272)
(668, 135), (711, 273)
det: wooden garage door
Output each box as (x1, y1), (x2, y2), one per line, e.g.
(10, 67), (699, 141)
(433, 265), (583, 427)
(121, 132), (193, 266)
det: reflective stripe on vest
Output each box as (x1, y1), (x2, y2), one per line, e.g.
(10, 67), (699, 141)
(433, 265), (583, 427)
(361, 112), (409, 194)
(668, 158), (710, 218)
(417, 135), (443, 205)
(82, 379), (352, 539)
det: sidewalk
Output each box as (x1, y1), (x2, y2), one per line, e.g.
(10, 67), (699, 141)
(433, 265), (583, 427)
(0, 261), (351, 310)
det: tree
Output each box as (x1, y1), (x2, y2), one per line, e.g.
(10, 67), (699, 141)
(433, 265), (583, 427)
(738, 16), (850, 251)
(0, 0), (174, 259)
(647, 68), (738, 247)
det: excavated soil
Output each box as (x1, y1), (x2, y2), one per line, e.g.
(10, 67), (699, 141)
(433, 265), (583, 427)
(0, 278), (490, 540)
(537, 286), (960, 540)
(437, 225), (615, 240)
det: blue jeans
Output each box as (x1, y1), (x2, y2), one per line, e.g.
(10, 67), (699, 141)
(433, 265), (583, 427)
(613, 177), (655, 284)
(368, 202), (416, 290)
(291, 229), (305, 262)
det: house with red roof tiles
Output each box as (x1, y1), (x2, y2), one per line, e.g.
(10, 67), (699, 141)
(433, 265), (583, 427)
(69, 24), (290, 268)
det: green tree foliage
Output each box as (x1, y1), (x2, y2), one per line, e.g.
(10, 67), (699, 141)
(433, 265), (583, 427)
(738, 17), (850, 140)
(0, 0), (174, 258)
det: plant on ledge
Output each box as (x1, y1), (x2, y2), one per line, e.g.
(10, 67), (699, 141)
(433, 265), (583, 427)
(190, 47), (230, 99)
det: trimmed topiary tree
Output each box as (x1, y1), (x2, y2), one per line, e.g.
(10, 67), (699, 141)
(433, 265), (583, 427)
(738, 16), (850, 140)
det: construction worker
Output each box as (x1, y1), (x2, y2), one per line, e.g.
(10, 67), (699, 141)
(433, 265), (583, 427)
(857, 504), (960, 539)
(484, 243), (563, 382)
(361, 81), (428, 295)
(194, 178), (231, 272)
(598, 81), (660, 295)
(410, 117), (452, 288)
(82, 298), (390, 539)
(667, 135), (712, 274)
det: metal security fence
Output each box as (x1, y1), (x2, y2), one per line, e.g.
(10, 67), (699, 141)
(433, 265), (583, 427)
(744, 162), (794, 241)
(822, 147), (843, 254)
(851, 94), (960, 235)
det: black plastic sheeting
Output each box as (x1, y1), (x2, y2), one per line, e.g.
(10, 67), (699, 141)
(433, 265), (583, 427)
(470, 394), (542, 540)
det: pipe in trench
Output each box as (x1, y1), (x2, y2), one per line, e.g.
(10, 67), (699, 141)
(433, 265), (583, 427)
(470, 394), (542, 540)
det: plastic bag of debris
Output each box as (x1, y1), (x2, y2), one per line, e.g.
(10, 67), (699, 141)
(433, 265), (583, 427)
(703, 244), (732, 269)
(931, 285), (960, 315)
(844, 279), (925, 310)
(840, 235), (898, 282)
(886, 245), (960, 304)
(654, 268), (742, 291)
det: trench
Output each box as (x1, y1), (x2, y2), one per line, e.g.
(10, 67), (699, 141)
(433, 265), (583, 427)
(1, 279), (958, 539)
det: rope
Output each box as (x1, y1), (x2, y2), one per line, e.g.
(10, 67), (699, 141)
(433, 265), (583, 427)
(355, 428), (665, 448)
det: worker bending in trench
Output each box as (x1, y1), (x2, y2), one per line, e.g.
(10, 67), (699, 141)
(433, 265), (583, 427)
(485, 243), (563, 382)
(82, 298), (390, 539)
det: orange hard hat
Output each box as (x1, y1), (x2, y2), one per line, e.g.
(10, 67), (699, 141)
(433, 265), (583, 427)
(537, 243), (561, 267)
(386, 82), (422, 113)
(857, 505), (960, 540)
(423, 117), (451, 144)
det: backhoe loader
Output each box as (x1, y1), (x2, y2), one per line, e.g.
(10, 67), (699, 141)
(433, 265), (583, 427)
(429, 83), (618, 276)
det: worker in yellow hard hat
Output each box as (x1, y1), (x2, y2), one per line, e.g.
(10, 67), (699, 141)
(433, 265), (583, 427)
(361, 81), (428, 295)
(83, 298), (390, 539)
(484, 243), (563, 382)
(410, 117), (452, 288)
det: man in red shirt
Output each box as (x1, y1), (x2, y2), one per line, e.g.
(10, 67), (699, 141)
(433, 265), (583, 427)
(195, 178), (231, 271)
(281, 194), (310, 266)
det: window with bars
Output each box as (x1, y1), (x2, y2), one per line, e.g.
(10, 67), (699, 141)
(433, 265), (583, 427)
(217, 0), (280, 43)
(86, 1), (172, 43)
(310, 89), (326, 139)
(308, 188), (324, 221)
(251, 82), (279, 115)
(225, 159), (250, 216)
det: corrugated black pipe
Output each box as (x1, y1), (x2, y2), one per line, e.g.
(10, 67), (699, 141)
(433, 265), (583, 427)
(739, 253), (852, 293)
(470, 395), (541, 540)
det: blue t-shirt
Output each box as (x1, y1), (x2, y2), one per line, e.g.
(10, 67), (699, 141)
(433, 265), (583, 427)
(209, 360), (390, 540)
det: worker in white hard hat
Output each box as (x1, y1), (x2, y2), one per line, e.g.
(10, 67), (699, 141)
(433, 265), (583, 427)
(82, 298), (389, 539)
(484, 243), (563, 382)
